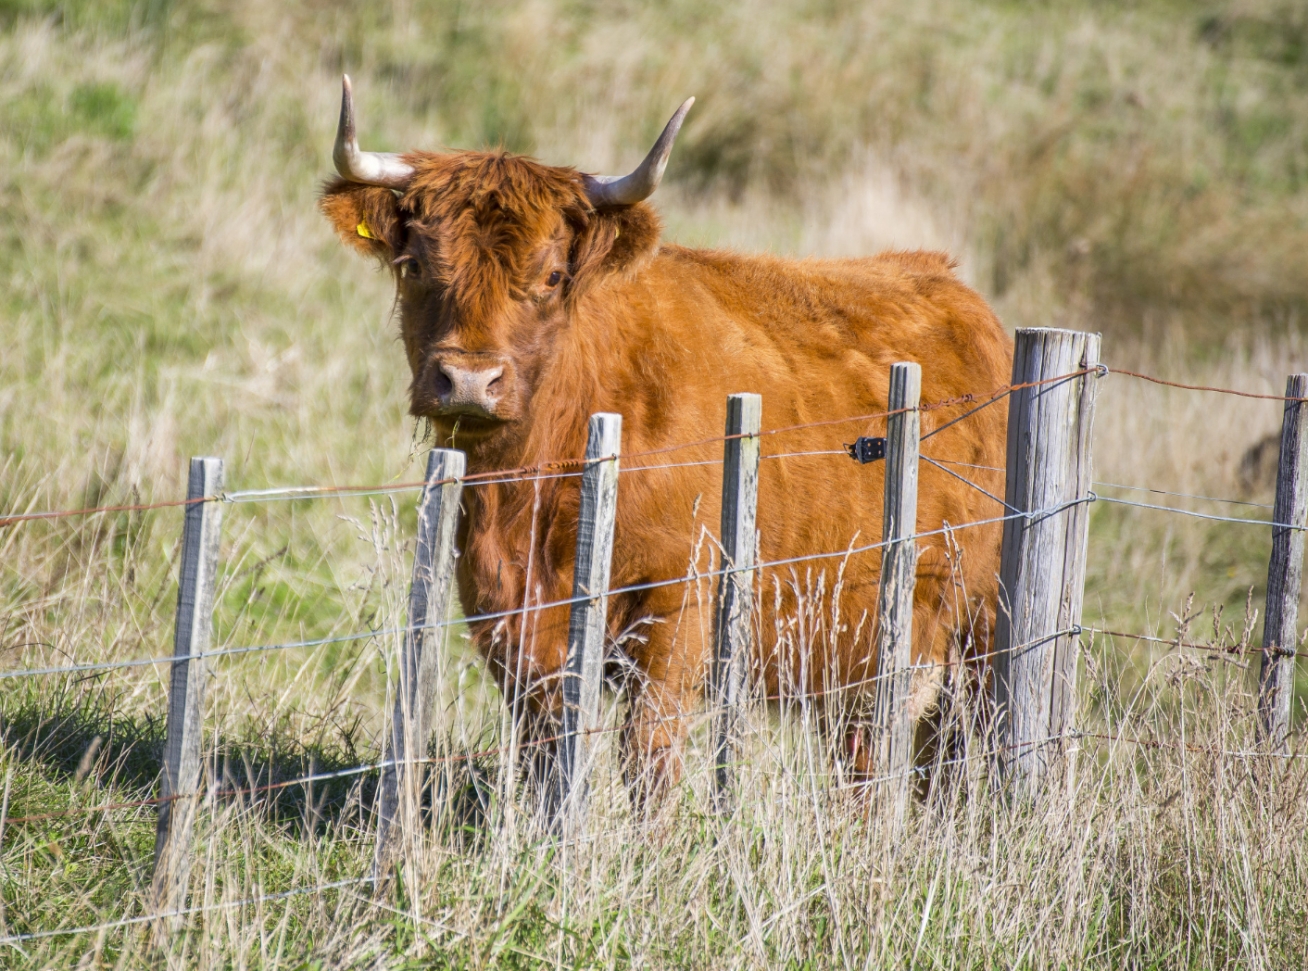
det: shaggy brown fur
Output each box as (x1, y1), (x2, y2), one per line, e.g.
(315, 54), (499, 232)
(321, 149), (1012, 804)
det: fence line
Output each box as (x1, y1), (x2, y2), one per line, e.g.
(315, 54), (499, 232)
(1, 367), (1099, 529)
(0, 495), (205, 528)
(1112, 367), (1308, 402)
(0, 876), (373, 947)
(1084, 626), (1308, 659)
(919, 455), (1018, 513)
(9, 360), (1304, 529)
(1094, 493), (1307, 530)
(1093, 480), (1273, 510)
(3, 758), (426, 827)
(0, 622), (1083, 829)
(1072, 728), (1308, 761)
(0, 504), (1048, 684)
(926, 456), (1281, 512)
(6, 651), (1300, 832)
(0, 624), (1088, 830)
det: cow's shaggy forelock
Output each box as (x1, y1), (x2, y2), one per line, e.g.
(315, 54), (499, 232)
(320, 150), (663, 319)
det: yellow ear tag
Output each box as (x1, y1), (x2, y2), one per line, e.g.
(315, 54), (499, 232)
(356, 220), (376, 240)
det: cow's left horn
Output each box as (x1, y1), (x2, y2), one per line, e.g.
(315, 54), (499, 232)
(333, 74), (415, 190)
(582, 97), (694, 208)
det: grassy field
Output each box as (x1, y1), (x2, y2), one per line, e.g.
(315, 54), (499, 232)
(3, 0), (1308, 966)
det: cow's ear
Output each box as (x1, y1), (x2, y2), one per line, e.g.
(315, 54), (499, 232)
(319, 179), (405, 261)
(567, 202), (661, 298)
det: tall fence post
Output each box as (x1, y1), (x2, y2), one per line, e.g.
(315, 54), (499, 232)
(1258, 374), (1308, 752)
(152, 456), (224, 928)
(872, 363), (921, 820)
(557, 413), (622, 833)
(710, 393), (762, 815)
(994, 328), (1100, 793)
(374, 448), (465, 885)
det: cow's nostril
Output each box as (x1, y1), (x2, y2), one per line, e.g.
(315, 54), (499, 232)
(484, 369), (504, 396)
(433, 367), (453, 398)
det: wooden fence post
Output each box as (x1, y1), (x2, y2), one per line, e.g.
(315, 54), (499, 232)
(872, 363), (921, 818)
(710, 393), (762, 814)
(557, 413), (622, 833)
(374, 448), (465, 883)
(994, 328), (1100, 793)
(152, 456), (224, 926)
(1258, 374), (1308, 752)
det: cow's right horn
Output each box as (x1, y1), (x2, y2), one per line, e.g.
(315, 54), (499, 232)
(582, 97), (694, 208)
(333, 75), (415, 190)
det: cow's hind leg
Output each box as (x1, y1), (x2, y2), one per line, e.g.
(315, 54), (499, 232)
(833, 571), (954, 796)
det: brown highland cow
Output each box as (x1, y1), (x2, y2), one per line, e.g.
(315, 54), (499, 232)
(319, 77), (1012, 805)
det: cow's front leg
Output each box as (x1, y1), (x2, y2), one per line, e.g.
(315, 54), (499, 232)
(477, 602), (572, 821)
(619, 589), (711, 812)
(621, 679), (694, 811)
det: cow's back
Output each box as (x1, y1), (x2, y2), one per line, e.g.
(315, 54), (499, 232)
(583, 243), (1012, 696)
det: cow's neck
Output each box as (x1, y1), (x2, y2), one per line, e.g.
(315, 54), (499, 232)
(452, 310), (611, 610)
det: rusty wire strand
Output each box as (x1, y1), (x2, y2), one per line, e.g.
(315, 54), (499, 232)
(0, 367), (1097, 527)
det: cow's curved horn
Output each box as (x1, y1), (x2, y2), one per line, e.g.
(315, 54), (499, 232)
(333, 75), (415, 190)
(582, 97), (694, 208)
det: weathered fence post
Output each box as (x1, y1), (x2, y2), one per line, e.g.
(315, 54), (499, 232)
(994, 328), (1100, 793)
(710, 393), (762, 814)
(152, 456), (224, 927)
(374, 448), (465, 884)
(872, 363), (921, 819)
(557, 413), (622, 833)
(1258, 374), (1308, 752)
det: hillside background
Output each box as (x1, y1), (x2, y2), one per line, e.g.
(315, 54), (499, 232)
(5, 0), (1308, 622)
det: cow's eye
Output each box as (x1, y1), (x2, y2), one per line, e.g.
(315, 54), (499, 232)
(394, 255), (420, 280)
(546, 270), (563, 288)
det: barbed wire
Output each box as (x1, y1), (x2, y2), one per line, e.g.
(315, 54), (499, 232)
(1093, 493), (1305, 530)
(13, 362), (1308, 528)
(0, 367), (1098, 528)
(0, 500), (1056, 683)
(1082, 626), (1308, 660)
(1093, 480), (1273, 510)
(0, 495), (205, 529)
(1071, 728), (1308, 761)
(1111, 367), (1308, 402)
